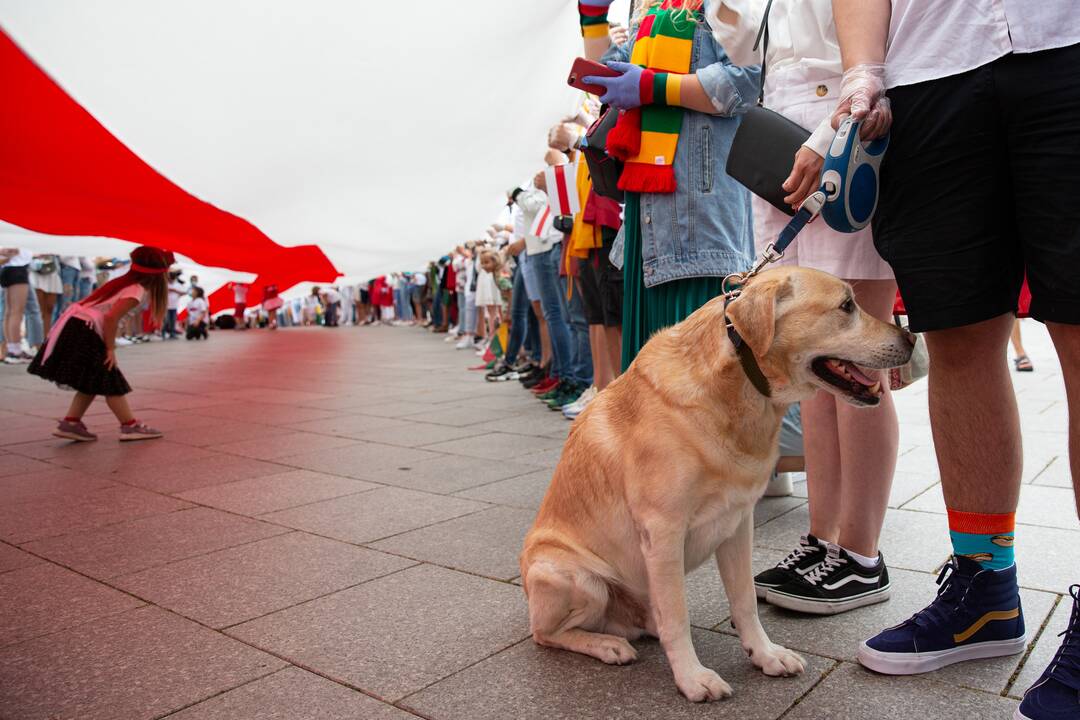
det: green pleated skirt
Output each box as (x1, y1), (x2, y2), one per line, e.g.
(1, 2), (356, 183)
(621, 192), (728, 371)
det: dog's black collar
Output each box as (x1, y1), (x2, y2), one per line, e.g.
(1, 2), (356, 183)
(726, 323), (772, 398)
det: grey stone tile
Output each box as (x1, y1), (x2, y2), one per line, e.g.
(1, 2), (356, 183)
(228, 564), (529, 701)
(121, 453), (295, 495)
(373, 453), (540, 494)
(343, 420), (490, 448)
(754, 505), (952, 573)
(888, 469), (942, 508)
(276, 442), (442, 479)
(260, 487), (488, 544)
(189, 401), (345, 425)
(0, 485), (192, 544)
(902, 482), (1080, 531)
(753, 496), (805, 527)
(23, 507), (287, 579)
(177, 469), (377, 516)
(353, 400), (439, 418)
(685, 548), (787, 630)
(471, 412), (573, 439)
(0, 563), (143, 647)
(783, 661), (1018, 720)
(370, 506), (535, 580)
(515, 445), (566, 468)
(1012, 524), (1080, 593)
(1010, 590), (1075, 697)
(215, 387), (336, 405)
(0, 466), (115, 503)
(0, 605), (285, 720)
(1032, 455), (1073, 488)
(0, 541), (40, 573)
(116, 532), (415, 629)
(403, 629), (831, 720)
(46, 440), (220, 475)
(422, 432), (564, 461)
(283, 413), (412, 439)
(0, 453), (53, 477)
(167, 666), (419, 720)
(208, 432), (358, 460)
(164, 420), (292, 448)
(454, 468), (554, 509)
(405, 404), (523, 427)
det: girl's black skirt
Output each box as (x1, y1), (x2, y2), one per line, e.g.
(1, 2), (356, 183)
(27, 318), (132, 396)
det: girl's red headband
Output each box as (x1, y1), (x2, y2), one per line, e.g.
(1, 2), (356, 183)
(130, 263), (170, 274)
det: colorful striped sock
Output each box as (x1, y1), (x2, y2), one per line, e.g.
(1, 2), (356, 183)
(947, 508), (1015, 571)
(639, 70), (685, 107)
(578, 2), (610, 39)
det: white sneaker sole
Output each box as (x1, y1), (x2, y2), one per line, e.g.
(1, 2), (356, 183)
(857, 635), (1027, 675)
(766, 584), (891, 615)
(53, 430), (97, 442)
(119, 432), (163, 442)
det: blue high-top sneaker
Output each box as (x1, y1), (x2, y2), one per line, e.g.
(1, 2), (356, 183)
(1016, 584), (1080, 720)
(858, 555), (1026, 674)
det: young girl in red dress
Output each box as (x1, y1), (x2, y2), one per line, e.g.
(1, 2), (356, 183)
(27, 246), (173, 442)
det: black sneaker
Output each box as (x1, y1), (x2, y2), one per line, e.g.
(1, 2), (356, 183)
(766, 543), (891, 615)
(520, 367), (548, 389)
(755, 534), (826, 599)
(485, 361), (516, 382)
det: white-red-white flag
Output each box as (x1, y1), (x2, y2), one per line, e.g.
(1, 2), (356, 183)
(530, 204), (553, 237)
(544, 163), (580, 217)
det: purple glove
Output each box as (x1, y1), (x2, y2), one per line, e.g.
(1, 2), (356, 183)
(583, 61), (644, 111)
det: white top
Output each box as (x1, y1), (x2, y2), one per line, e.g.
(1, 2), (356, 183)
(323, 288), (342, 304)
(411, 272), (426, 286)
(3, 248), (32, 268)
(885, 0), (1080, 89)
(59, 256), (81, 270)
(167, 281), (184, 310)
(513, 183), (557, 255)
(233, 283), (248, 303)
(707, 0), (838, 157)
(187, 296), (208, 323)
(79, 258), (96, 279)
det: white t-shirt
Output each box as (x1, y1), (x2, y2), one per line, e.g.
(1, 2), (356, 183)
(885, 1), (1080, 89)
(59, 256), (81, 271)
(233, 284), (249, 303)
(167, 281), (184, 310)
(187, 297), (208, 323)
(4, 248), (31, 268)
(323, 288), (342, 304)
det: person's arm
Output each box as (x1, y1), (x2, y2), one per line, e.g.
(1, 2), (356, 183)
(587, 57), (760, 116)
(580, 0), (616, 61)
(102, 296), (139, 370)
(830, 0), (891, 137)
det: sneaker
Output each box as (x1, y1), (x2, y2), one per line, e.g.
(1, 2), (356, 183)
(455, 337), (472, 350)
(485, 361), (519, 382)
(562, 386), (598, 419)
(754, 534), (827, 599)
(857, 555), (1026, 675)
(767, 543), (890, 615)
(764, 471), (794, 497)
(1015, 584), (1080, 720)
(53, 419), (97, 442)
(546, 383), (583, 410)
(535, 378), (563, 398)
(119, 421), (164, 441)
(521, 367), (549, 389)
(115, 337), (133, 346)
(3, 352), (27, 365)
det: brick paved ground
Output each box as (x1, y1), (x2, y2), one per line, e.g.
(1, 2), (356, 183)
(0, 319), (1073, 719)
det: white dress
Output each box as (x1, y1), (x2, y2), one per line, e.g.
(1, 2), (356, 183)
(708, 0), (892, 280)
(474, 269), (500, 306)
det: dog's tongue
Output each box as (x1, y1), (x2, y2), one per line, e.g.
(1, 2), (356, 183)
(845, 362), (879, 386)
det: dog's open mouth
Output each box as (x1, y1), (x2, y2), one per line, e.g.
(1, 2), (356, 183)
(811, 357), (884, 405)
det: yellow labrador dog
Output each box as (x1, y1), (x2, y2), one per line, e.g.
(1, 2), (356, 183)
(520, 267), (914, 701)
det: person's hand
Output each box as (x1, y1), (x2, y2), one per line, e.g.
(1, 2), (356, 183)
(830, 63), (891, 139)
(584, 61), (644, 110)
(548, 122), (580, 152)
(533, 170), (547, 192)
(609, 22), (630, 47)
(104, 348), (117, 371)
(782, 146), (824, 209)
(508, 238), (526, 257)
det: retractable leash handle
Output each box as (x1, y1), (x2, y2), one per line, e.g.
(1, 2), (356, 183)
(820, 116), (889, 233)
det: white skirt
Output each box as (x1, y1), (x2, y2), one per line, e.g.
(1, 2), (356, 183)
(475, 270), (500, 306)
(31, 269), (64, 294)
(755, 68), (893, 281)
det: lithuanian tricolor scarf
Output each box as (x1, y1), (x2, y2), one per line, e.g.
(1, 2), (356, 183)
(607, 0), (701, 193)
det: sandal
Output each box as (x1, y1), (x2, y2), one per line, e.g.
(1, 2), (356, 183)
(1014, 355), (1034, 372)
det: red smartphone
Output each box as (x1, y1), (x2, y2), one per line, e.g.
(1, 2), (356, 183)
(567, 57), (620, 96)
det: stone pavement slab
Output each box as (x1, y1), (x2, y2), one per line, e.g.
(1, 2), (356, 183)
(0, 606), (285, 720)
(168, 666), (421, 720)
(115, 532), (415, 628)
(1010, 590), (1076, 697)
(116, 452), (296, 495)
(21, 506), (288, 579)
(453, 467), (555, 508)
(276, 441), (442, 479)
(176, 469), (378, 516)
(403, 629), (833, 720)
(0, 541), (40, 573)
(228, 564), (529, 702)
(422, 431), (565, 461)
(370, 452), (540, 494)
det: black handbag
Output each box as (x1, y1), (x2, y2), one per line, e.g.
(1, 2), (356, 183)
(724, 0), (811, 216)
(582, 105), (624, 202)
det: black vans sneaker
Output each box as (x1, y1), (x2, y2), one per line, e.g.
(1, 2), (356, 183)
(755, 534), (826, 599)
(767, 543), (891, 615)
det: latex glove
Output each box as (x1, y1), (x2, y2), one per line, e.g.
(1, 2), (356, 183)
(830, 63), (892, 139)
(584, 61), (644, 110)
(782, 146), (824, 210)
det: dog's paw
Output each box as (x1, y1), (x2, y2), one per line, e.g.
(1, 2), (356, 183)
(752, 643), (805, 677)
(595, 636), (638, 665)
(675, 666), (733, 702)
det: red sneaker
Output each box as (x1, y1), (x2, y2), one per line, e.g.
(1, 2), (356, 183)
(531, 377), (559, 395)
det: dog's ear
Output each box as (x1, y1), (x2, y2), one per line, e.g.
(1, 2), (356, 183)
(726, 276), (791, 356)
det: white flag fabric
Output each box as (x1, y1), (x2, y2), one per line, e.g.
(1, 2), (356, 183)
(544, 163), (581, 217)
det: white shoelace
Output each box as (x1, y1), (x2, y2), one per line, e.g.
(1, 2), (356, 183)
(777, 540), (818, 570)
(803, 551), (848, 586)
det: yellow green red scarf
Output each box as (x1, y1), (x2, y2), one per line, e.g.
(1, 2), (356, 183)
(607, 0), (701, 193)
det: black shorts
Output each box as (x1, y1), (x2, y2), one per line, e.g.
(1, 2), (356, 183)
(0, 265), (29, 288)
(577, 227), (623, 327)
(873, 43), (1080, 333)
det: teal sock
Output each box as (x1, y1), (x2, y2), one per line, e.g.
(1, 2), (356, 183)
(947, 508), (1015, 571)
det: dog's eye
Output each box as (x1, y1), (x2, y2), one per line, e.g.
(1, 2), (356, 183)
(840, 298), (855, 314)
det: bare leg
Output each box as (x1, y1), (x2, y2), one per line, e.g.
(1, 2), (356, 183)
(65, 392), (95, 419)
(715, 512), (805, 676)
(1046, 322), (1080, 519)
(37, 290), (57, 337)
(589, 325), (612, 390)
(776, 456), (805, 473)
(835, 280), (900, 557)
(4, 283), (29, 348)
(926, 313), (1020, 513)
(104, 395), (136, 425)
(605, 325), (622, 380)
(532, 300), (552, 368)
(804, 389), (842, 542)
(1010, 320), (1028, 357)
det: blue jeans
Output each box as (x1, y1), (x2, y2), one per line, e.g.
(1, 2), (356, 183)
(505, 265), (540, 364)
(533, 245), (574, 381)
(55, 265), (80, 321)
(559, 274), (593, 386)
(163, 309), (179, 338)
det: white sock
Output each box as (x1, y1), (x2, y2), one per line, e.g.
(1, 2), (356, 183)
(7, 343), (20, 354)
(843, 546), (881, 568)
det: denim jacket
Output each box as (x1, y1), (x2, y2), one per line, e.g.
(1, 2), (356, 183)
(606, 9), (761, 287)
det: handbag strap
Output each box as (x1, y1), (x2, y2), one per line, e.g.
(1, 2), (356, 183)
(752, 0), (775, 106)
